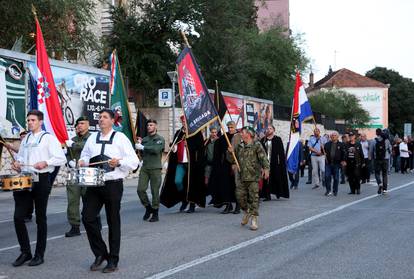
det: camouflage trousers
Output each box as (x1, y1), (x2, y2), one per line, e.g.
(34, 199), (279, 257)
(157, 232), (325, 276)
(235, 179), (259, 216)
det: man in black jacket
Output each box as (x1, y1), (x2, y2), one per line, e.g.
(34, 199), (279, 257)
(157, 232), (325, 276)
(324, 131), (346, 196)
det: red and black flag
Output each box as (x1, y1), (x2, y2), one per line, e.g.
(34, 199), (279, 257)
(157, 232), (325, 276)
(214, 81), (228, 120)
(176, 47), (218, 137)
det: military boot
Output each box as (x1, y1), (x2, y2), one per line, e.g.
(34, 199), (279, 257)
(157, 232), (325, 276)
(65, 225), (81, 237)
(250, 216), (258, 231)
(149, 209), (159, 222)
(241, 212), (250, 226)
(143, 205), (153, 221)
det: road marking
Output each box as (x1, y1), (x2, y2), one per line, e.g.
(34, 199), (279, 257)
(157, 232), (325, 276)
(145, 180), (414, 279)
(0, 226), (108, 253)
(0, 199), (136, 224)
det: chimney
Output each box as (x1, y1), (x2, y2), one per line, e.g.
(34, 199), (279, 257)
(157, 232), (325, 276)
(309, 71), (314, 87)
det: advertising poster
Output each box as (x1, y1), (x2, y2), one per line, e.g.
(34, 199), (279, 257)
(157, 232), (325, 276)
(245, 99), (273, 138)
(0, 56), (26, 138)
(28, 62), (110, 131)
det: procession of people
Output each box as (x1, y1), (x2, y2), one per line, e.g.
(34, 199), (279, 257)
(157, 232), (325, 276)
(2, 107), (408, 274)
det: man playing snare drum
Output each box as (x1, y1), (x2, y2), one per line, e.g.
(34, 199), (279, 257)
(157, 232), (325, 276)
(11, 110), (66, 267)
(64, 116), (92, 237)
(79, 108), (139, 273)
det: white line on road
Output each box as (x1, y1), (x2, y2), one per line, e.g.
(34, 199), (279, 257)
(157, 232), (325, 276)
(0, 226), (108, 253)
(145, 180), (414, 279)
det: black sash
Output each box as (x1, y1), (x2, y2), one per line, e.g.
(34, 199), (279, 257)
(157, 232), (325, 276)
(90, 131), (117, 172)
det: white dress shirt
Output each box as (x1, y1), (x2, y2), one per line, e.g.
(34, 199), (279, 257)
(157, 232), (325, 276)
(400, 142), (410, 158)
(16, 130), (67, 173)
(80, 129), (139, 181)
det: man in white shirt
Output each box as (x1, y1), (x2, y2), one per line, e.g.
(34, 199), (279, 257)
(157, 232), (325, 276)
(11, 110), (66, 267)
(79, 109), (139, 273)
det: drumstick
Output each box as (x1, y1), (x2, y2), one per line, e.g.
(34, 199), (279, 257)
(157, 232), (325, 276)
(87, 158), (123, 167)
(88, 160), (111, 166)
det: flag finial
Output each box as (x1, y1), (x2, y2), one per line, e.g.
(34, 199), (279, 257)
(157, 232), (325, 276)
(31, 4), (38, 19)
(180, 31), (191, 48)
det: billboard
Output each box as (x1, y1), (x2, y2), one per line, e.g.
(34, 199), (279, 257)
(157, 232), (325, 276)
(0, 57), (26, 138)
(28, 62), (110, 132)
(244, 98), (273, 138)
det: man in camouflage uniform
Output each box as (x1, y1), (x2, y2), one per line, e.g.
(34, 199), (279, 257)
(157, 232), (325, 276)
(136, 119), (165, 222)
(228, 126), (270, 230)
(65, 116), (91, 237)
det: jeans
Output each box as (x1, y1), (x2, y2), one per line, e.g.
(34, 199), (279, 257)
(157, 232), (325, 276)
(325, 164), (340, 194)
(374, 159), (388, 190)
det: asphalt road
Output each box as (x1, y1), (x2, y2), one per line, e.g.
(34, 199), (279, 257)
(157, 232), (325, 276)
(1, 172), (414, 279)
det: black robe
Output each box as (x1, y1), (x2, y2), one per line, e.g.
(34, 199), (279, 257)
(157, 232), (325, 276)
(160, 129), (205, 208)
(209, 133), (237, 205)
(260, 136), (289, 199)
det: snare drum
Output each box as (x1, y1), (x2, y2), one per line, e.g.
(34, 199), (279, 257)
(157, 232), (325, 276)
(1, 173), (33, 191)
(68, 167), (105, 187)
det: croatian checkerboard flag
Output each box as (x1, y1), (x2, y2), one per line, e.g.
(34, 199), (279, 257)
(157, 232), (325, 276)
(286, 72), (313, 173)
(35, 17), (68, 144)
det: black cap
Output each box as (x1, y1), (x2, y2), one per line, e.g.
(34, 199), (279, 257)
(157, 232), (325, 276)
(349, 131), (355, 136)
(75, 116), (89, 127)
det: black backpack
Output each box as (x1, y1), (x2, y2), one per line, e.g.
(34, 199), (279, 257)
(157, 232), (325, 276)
(375, 138), (386, 159)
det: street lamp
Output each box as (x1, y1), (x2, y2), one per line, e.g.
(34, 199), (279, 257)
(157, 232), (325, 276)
(167, 71), (178, 136)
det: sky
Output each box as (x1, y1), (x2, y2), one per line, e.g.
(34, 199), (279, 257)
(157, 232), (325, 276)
(290, 0), (414, 83)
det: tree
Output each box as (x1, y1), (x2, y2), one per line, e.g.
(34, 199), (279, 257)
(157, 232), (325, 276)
(308, 88), (370, 126)
(0, 0), (98, 60)
(105, 0), (204, 106)
(366, 67), (414, 135)
(106, 0), (308, 106)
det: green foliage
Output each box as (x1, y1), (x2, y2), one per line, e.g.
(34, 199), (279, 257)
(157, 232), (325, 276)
(366, 67), (414, 135)
(105, 0), (308, 106)
(308, 88), (370, 126)
(0, 0), (98, 59)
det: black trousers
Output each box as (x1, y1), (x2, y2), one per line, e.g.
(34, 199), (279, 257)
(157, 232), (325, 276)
(82, 180), (123, 264)
(361, 158), (371, 182)
(13, 173), (51, 257)
(400, 157), (409, 173)
(346, 161), (361, 193)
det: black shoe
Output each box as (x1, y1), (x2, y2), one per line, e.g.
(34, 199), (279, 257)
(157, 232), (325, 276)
(149, 209), (159, 221)
(143, 205), (153, 221)
(65, 225), (81, 237)
(324, 191), (329, 196)
(377, 186), (383, 195)
(24, 216), (32, 223)
(340, 180), (346, 184)
(179, 202), (188, 212)
(312, 185), (319, 189)
(356, 189), (360, 195)
(348, 192), (355, 195)
(90, 256), (106, 271)
(306, 181), (312, 184)
(361, 180), (366, 184)
(294, 186), (298, 190)
(221, 203), (233, 214)
(102, 261), (118, 273)
(333, 192), (337, 196)
(12, 253), (32, 267)
(28, 255), (44, 266)
(233, 203), (240, 214)
(290, 184), (294, 189)
(263, 197), (271, 201)
(186, 203), (195, 213)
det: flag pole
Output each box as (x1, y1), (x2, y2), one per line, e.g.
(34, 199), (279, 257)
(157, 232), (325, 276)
(215, 80), (233, 122)
(180, 31), (239, 171)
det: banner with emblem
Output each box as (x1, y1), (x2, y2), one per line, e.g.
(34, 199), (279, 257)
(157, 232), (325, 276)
(176, 47), (218, 137)
(0, 56), (26, 138)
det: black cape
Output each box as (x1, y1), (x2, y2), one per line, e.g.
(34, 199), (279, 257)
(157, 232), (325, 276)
(160, 129), (205, 208)
(209, 133), (237, 205)
(260, 136), (289, 199)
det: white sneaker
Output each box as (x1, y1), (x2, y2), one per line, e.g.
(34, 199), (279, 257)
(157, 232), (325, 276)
(327, 192), (333, 196)
(382, 189), (388, 194)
